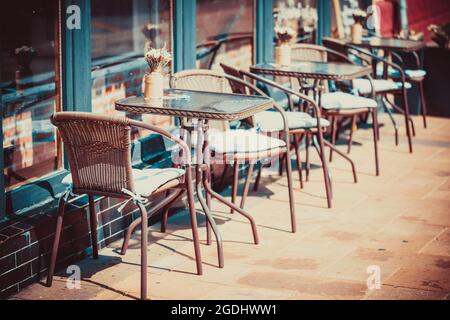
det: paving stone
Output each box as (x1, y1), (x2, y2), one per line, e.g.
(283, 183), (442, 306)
(9, 114), (450, 300)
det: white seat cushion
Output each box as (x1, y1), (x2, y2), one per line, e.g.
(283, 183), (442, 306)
(321, 92), (377, 110)
(271, 87), (301, 104)
(208, 129), (286, 154)
(62, 168), (185, 197)
(253, 111), (330, 131)
(353, 79), (412, 94)
(376, 65), (427, 80)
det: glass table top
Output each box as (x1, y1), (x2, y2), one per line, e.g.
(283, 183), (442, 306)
(250, 61), (370, 80)
(115, 89), (274, 121)
(346, 37), (425, 52)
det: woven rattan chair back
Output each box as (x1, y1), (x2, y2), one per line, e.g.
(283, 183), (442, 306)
(290, 44), (329, 93)
(290, 43), (328, 63)
(170, 69), (233, 94)
(51, 112), (134, 196)
(171, 69), (235, 131)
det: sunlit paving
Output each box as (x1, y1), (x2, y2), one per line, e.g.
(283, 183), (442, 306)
(1, 0), (449, 308)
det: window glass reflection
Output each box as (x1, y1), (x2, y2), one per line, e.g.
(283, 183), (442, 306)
(91, 0), (172, 133)
(196, 0), (254, 71)
(1, 0), (60, 190)
(273, 0), (318, 44)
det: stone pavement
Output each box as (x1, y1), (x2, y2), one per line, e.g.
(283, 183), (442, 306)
(11, 114), (450, 300)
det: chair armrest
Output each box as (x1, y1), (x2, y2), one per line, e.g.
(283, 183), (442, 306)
(347, 44), (407, 82)
(129, 120), (191, 166)
(241, 70), (322, 119)
(390, 51), (404, 66)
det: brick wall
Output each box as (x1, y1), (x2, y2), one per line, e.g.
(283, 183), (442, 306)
(1, 58), (177, 298)
(0, 176), (173, 298)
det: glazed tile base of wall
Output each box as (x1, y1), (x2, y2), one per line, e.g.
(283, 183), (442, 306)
(0, 191), (172, 298)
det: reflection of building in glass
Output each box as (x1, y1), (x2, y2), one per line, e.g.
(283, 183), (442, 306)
(196, 0), (254, 70)
(91, 0), (172, 130)
(273, 0), (318, 43)
(1, 0), (59, 190)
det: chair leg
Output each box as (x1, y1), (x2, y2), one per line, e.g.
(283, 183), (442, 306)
(203, 169), (212, 245)
(278, 153), (285, 176)
(284, 150), (297, 233)
(382, 96), (399, 145)
(402, 89), (414, 153)
(88, 195), (98, 259)
(253, 166), (262, 192)
(419, 80), (428, 128)
(278, 132), (285, 176)
(160, 190), (172, 233)
(386, 96), (416, 139)
(372, 109), (380, 176)
(185, 171), (203, 276)
(305, 133), (310, 182)
(240, 162), (254, 210)
(329, 116), (337, 162)
(121, 190), (182, 255)
(136, 202), (148, 300)
(315, 134), (332, 208)
(230, 160), (239, 213)
(293, 134), (304, 189)
(347, 115), (356, 154)
(46, 196), (66, 287)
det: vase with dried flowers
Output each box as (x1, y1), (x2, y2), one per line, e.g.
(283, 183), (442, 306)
(143, 44), (171, 99)
(274, 24), (295, 66)
(351, 9), (367, 43)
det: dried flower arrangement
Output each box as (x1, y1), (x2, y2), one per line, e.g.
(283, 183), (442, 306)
(428, 23), (450, 49)
(352, 8), (367, 25)
(274, 24), (296, 45)
(144, 43), (171, 74)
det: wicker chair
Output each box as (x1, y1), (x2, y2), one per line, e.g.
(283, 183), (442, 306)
(47, 112), (202, 300)
(288, 43), (380, 176)
(221, 63), (334, 208)
(169, 69), (297, 234)
(323, 37), (415, 153)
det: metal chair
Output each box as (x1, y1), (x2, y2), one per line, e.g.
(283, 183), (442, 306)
(288, 43), (380, 176)
(323, 37), (415, 153)
(377, 50), (428, 128)
(169, 69), (298, 234)
(221, 63), (334, 208)
(47, 112), (202, 300)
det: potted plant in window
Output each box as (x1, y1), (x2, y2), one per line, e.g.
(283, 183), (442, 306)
(143, 44), (171, 99)
(274, 24), (296, 66)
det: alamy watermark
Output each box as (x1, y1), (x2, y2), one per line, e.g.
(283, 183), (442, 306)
(366, 265), (381, 290)
(66, 5), (81, 30)
(66, 265), (81, 290)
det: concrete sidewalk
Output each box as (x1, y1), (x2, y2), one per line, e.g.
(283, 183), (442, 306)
(11, 114), (450, 300)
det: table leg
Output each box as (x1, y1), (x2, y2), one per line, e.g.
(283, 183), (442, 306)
(195, 120), (224, 268)
(381, 95), (399, 145)
(201, 120), (259, 244)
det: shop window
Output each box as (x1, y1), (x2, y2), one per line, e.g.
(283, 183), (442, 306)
(91, 0), (172, 131)
(273, 0), (318, 44)
(1, 0), (61, 190)
(196, 0), (254, 71)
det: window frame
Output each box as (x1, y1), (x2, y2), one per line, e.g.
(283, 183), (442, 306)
(1, 0), (325, 219)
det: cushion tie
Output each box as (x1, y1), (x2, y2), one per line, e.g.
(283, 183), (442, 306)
(118, 188), (149, 212)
